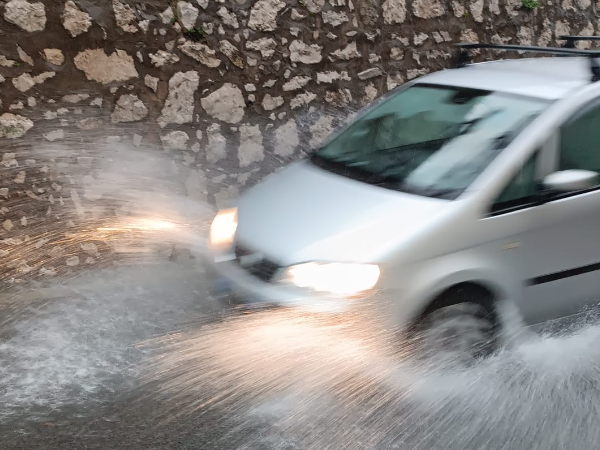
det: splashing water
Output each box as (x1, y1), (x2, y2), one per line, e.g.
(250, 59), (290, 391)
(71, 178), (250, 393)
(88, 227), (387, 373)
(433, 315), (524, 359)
(137, 305), (600, 450)
(2, 134), (600, 449)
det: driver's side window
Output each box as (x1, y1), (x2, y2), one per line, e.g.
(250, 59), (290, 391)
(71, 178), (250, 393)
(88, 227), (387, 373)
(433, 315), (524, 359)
(490, 151), (539, 215)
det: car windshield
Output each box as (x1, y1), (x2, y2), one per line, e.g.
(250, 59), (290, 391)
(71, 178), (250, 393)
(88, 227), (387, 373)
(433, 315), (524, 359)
(311, 83), (550, 199)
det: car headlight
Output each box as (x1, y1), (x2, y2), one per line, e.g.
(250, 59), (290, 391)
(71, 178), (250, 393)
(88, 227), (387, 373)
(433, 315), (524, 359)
(209, 208), (238, 248)
(283, 262), (380, 297)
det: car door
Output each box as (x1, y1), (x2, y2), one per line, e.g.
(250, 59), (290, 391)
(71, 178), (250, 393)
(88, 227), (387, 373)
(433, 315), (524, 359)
(481, 147), (549, 325)
(519, 99), (600, 324)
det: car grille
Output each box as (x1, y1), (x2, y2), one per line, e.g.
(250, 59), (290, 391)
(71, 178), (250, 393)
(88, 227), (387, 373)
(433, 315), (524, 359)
(234, 243), (281, 282)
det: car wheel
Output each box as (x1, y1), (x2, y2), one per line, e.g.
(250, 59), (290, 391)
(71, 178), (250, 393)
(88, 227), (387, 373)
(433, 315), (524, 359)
(409, 289), (499, 365)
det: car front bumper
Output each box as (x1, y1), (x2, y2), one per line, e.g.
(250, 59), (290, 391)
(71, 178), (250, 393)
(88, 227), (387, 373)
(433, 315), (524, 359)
(202, 252), (386, 315)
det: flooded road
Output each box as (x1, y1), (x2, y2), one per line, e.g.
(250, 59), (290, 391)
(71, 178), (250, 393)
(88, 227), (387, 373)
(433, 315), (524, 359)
(2, 258), (600, 450)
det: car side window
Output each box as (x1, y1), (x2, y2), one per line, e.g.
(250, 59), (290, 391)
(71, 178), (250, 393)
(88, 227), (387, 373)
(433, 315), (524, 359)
(559, 103), (600, 182)
(490, 152), (539, 214)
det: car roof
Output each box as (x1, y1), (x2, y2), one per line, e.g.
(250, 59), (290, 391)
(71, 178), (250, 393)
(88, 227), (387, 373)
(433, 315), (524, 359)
(420, 56), (593, 100)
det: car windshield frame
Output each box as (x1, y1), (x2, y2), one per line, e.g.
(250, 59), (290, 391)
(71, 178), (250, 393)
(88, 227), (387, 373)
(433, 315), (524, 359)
(310, 82), (553, 200)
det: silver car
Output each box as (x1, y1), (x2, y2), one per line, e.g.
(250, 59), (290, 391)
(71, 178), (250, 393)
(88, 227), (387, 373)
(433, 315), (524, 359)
(204, 42), (600, 358)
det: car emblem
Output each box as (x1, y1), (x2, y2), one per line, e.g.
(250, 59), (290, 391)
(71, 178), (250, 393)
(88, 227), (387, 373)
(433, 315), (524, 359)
(239, 252), (263, 266)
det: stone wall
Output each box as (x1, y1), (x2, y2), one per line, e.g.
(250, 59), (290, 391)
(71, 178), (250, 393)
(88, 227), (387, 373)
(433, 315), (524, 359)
(0, 0), (596, 281)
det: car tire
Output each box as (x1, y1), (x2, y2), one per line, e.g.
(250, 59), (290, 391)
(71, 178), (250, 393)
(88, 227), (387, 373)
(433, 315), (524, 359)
(408, 285), (499, 365)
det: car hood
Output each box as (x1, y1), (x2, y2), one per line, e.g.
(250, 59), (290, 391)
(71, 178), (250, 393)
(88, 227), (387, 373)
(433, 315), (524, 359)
(235, 161), (451, 266)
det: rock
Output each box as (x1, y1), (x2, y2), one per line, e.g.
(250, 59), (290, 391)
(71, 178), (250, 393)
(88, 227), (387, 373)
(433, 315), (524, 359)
(387, 73), (404, 90)
(291, 8), (307, 20)
(460, 28), (479, 44)
(517, 26), (533, 46)
(322, 10), (349, 26)
(325, 88), (353, 106)
(358, 0), (379, 26)
(85, 257), (96, 265)
(245, 83), (257, 92)
(62, 93), (90, 103)
(305, 0), (326, 12)
(206, 124), (227, 163)
(159, 6), (174, 24)
(274, 119), (299, 156)
(40, 267), (57, 276)
(238, 124), (264, 167)
(44, 129), (64, 142)
(144, 75), (159, 92)
(160, 131), (189, 150)
(12, 73), (36, 92)
(451, 1), (464, 16)
(317, 70), (351, 83)
(111, 94), (148, 122)
(3, 219), (14, 231)
(149, 50), (180, 67)
(0, 75), (4, 84)
(248, 0), (285, 31)
(487, 0), (501, 14)
(246, 38), (278, 58)
(283, 76), (311, 91)
(555, 21), (570, 40)
(290, 91), (317, 109)
(197, 0), (209, 9)
(178, 1), (199, 29)
(309, 116), (334, 148)
(14, 171), (25, 183)
(220, 40), (245, 68)
(78, 117), (102, 130)
(62, 0), (92, 37)
(80, 242), (98, 256)
(17, 45), (33, 66)
(390, 47), (404, 61)
(406, 68), (429, 80)
(0, 56), (15, 67)
(413, 0), (445, 18)
(414, 32), (428, 45)
(113, 0), (138, 32)
(66, 256), (80, 266)
(217, 6), (239, 28)
(289, 40), (323, 64)
(332, 42), (361, 60)
(383, 0), (406, 23)
(358, 68), (383, 80)
(158, 71), (200, 128)
(470, 0), (484, 22)
(43, 48), (65, 65)
(4, 0), (46, 32)
(262, 94), (284, 111)
(201, 83), (245, 124)
(33, 72), (54, 84)
(364, 83), (378, 103)
(0, 113), (34, 138)
(133, 134), (143, 147)
(179, 41), (221, 67)
(74, 49), (138, 84)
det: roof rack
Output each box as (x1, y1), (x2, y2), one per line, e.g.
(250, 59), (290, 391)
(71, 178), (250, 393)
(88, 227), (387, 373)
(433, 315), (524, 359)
(452, 43), (600, 82)
(558, 35), (600, 49)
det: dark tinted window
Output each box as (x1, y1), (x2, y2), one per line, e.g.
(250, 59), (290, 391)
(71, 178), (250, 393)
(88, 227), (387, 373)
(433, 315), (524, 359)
(560, 103), (600, 183)
(491, 152), (539, 214)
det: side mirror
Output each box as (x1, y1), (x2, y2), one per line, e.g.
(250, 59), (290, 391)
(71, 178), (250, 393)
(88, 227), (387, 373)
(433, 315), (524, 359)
(542, 169), (599, 193)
